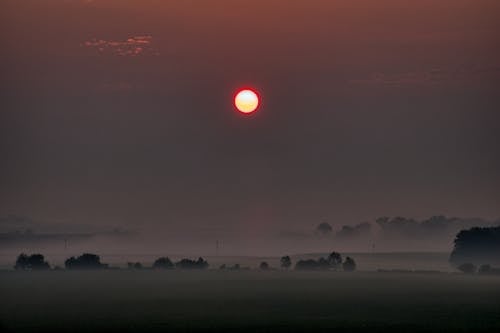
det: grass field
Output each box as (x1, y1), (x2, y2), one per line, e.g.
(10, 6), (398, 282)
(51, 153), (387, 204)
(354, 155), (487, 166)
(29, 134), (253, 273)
(1, 270), (499, 332)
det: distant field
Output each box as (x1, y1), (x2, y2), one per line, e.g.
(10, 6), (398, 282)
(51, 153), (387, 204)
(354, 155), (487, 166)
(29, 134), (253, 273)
(1, 270), (499, 332)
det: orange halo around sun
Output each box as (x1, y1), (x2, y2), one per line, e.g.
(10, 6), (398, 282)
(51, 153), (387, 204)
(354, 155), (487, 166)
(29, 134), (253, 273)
(234, 89), (259, 114)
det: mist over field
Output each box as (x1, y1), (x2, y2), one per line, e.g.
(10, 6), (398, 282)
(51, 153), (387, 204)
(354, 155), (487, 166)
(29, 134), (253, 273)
(2, 214), (498, 256)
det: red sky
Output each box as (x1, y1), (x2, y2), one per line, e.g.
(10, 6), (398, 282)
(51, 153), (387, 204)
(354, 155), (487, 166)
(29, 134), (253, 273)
(1, 0), (499, 243)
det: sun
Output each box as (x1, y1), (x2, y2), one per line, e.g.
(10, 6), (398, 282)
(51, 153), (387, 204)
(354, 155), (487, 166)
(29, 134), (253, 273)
(234, 89), (260, 114)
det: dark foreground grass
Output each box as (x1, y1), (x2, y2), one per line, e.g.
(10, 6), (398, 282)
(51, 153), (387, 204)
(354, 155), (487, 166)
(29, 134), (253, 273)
(1, 270), (499, 332)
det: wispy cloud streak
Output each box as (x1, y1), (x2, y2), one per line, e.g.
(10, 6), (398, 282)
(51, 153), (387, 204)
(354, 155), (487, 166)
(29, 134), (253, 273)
(82, 35), (158, 56)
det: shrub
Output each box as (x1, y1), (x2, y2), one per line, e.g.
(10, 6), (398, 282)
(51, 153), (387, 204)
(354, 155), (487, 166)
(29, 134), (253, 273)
(65, 253), (107, 270)
(14, 253), (50, 270)
(457, 263), (476, 274)
(152, 257), (174, 269)
(259, 262), (269, 270)
(128, 262), (143, 269)
(327, 252), (343, 269)
(343, 257), (357, 272)
(280, 256), (292, 270)
(175, 257), (209, 270)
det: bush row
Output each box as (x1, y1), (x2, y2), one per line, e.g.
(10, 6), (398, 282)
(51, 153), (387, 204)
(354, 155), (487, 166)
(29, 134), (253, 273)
(13, 252), (358, 272)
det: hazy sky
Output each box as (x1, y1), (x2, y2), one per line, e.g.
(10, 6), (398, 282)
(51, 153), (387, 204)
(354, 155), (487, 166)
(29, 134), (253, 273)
(1, 0), (499, 236)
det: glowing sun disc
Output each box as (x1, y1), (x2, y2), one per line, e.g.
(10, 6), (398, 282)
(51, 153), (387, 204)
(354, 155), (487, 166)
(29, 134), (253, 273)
(235, 89), (259, 113)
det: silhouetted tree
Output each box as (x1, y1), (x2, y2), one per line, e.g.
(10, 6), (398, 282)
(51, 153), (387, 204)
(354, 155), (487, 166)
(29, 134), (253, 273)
(14, 253), (50, 270)
(327, 251), (342, 270)
(450, 226), (500, 265)
(128, 262), (143, 269)
(152, 257), (174, 269)
(65, 253), (107, 270)
(259, 262), (269, 270)
(175, 257), (209, 270)
(28, 254), (50, 270)
(343, 257), (356, 272)
(280, 256), (292, 270)
(316, 222), (333, 235)
(457, 263), (476, 274)
(14, 253), (30, 270)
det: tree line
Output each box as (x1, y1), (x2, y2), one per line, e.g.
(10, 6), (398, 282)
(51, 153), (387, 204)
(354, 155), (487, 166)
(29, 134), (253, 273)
(315, 215), (500, 242)
(13, 252), (357, 272)
(14, 253), (210, 271)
